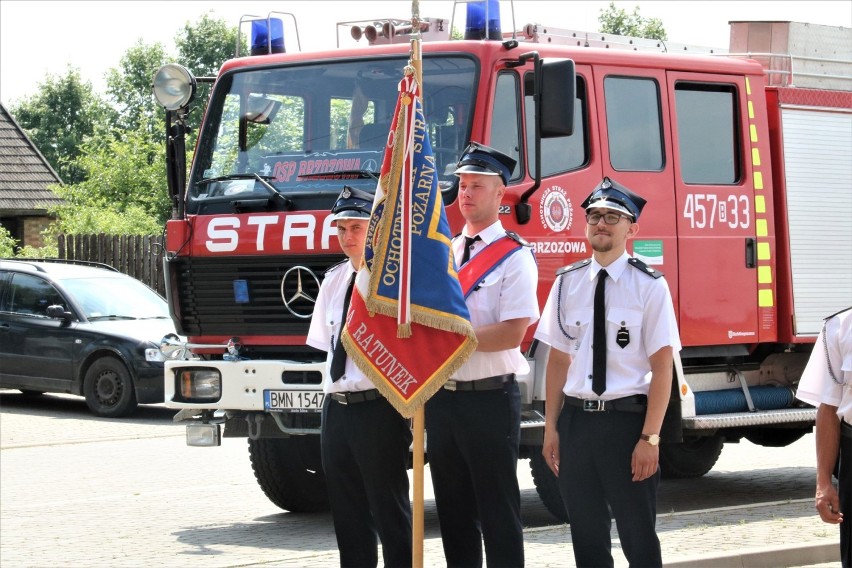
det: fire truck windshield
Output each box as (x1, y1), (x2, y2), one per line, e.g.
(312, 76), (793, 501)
(187, 55), (478, 215)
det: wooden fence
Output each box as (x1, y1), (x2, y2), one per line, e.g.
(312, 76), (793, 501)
(57, 234), (166, 297)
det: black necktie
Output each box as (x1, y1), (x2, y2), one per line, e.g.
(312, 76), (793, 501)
(330, 272), (356, 382)
(592, 269), (608, 396)
(460, 235), (481, 266)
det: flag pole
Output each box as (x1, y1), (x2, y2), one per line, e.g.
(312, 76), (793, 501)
(409, 5), (425, 568)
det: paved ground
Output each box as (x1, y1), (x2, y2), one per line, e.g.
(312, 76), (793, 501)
(0, 391), (844, 567)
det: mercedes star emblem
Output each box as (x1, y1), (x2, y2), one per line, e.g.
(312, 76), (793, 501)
(280, 266), (320, 319)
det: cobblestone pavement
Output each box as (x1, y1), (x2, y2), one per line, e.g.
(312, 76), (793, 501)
(0, 391), (842, 567)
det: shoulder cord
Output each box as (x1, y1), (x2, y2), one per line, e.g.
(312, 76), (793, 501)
(822, 321), (846, 386)
(555, 274), (576, 340)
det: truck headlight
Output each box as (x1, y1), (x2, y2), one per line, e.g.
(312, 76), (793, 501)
(177, 368), (222, 402)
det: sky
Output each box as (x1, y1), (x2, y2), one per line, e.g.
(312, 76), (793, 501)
(1, 0), (850, 106)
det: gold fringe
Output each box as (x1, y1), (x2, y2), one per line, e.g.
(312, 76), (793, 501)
(397, 322), (412, 338)
(342, 331), (479, 419)
(363, 295), (477, 340)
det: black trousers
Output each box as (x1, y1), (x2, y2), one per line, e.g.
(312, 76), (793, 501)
(840, 421), (851, 568)
(321, 395), (413, 568)
(557, 403), (662, 568)
(425, 382), (524, 568)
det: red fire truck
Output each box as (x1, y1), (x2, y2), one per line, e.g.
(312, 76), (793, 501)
(153, 4), (852, 520)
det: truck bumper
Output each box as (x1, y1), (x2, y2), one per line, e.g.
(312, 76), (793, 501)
(164, 359), (326, 444)
(164, 359), (325, 411)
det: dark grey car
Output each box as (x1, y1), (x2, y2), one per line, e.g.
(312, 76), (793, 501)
(0, 259), (177, 417)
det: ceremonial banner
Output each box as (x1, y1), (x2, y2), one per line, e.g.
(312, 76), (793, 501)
(341, 69), (477, 418)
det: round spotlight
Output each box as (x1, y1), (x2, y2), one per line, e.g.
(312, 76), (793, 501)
(152, 64), (196, 111)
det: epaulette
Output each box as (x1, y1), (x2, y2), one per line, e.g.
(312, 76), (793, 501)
(556, 258), (591, 275)
(628, 257), (664, 279)
(824, 306), (852, 320)
(324, 259), (348, 276)
(505, 230), (531, 247)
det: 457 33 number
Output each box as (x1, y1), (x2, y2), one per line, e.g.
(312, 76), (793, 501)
(683, 193), (751, 230)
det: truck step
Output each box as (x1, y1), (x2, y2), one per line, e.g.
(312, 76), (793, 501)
(682, 407), (816, 430)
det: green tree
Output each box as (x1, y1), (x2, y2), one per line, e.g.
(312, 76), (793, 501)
(598, 2), (667, 40)
(12, 13), (243, 238)
(0, 226), (16, 256)
(176, 12), (239, 77)
(53, 128), (168, 228)
(175, 13), (246, 148)
(10, 68), (116, 184)
(105, 40), (170, 135)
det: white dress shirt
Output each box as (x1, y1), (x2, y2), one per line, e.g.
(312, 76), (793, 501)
(535, 251), (681, 399)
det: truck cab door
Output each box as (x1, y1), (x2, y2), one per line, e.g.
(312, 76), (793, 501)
(666, 71), (760, 348)
(591, 66), (681, 324)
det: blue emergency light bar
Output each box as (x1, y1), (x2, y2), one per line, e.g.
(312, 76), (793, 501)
(251, 18), (285, 55)
(464, 0), (502, 40)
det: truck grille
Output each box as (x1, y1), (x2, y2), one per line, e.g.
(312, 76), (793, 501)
(169, 254), (344, 339)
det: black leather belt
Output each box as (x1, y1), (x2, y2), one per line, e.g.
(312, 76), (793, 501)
(564, 394), (647, 413)
(330, 389), (380, 405)
(443, 374), (515, 392)
(842, 420), (852, 440)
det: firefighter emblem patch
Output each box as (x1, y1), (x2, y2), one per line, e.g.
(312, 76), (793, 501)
(540, 185), (572, 232)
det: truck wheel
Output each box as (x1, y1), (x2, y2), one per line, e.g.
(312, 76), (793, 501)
(83, 356), (138, 417)
(659, 435), (724, 479)
(744, 428), (807, 448)
(529, 452), (569, 523)
(248, 436), (330, 513)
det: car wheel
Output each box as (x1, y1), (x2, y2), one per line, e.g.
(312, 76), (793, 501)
(83, 356), (138, 418)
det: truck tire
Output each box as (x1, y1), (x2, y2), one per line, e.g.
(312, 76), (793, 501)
(529, 452), (569, 523)
(659, 435), (724, 479)
(248, 436), (330, 513)
(744, 428), (807, 448)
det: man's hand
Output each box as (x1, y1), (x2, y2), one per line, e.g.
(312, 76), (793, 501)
(542, 428), (560, 476)
(815, 482), (843, 524)
(631, 439), (659, 482)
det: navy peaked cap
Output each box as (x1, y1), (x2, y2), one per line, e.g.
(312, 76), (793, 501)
(581, 177), (647, 220)
(331, 186), (374, 221)
(453, 142), (516, 185)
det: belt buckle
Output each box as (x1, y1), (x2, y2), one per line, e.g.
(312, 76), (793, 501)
(583, 399), (605, 412)
(444, 380), (457, 391)
(332, 393), (348, 405)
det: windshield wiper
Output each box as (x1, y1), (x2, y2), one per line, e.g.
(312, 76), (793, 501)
(298, 169), (380, 181)
(88, 315), (138, 321)
(196, 173), (274, 185)
(197, 173), (293, 210)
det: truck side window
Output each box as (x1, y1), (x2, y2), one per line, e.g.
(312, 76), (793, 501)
(675, 83), (740, 184)
(524, 74), (588, 176)
(490, 72), (522, 182)
(604, 76), (663, 171)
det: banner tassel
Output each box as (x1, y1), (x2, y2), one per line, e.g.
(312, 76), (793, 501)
(397, 323), (412, 338)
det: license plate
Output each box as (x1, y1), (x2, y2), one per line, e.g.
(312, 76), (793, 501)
(264, 390), (324, 412)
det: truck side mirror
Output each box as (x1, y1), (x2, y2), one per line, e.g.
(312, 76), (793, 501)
(539, 58), (575, 138)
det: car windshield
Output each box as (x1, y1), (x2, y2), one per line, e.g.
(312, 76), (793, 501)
(60, 277), (170, 321)
(188, 54), (477, 214)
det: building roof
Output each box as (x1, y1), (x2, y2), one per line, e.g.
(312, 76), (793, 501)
(0, 101), (64, 215)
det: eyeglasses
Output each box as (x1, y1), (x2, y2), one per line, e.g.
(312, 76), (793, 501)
(586, 212), (631, 225)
